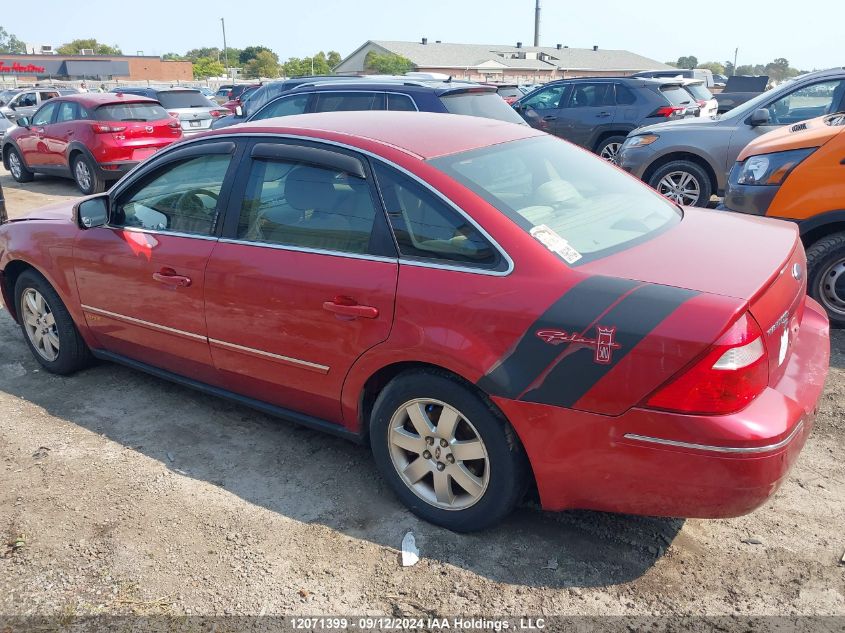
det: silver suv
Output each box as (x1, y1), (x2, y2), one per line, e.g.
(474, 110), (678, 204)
(1, 88), (64, 124)
(618, 68), (845, 206)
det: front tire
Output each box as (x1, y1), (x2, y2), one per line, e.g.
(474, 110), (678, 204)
(370, 370), (528, 532)
(807, 232), (845, 328)
(7, 147), (34, 183)
(72, 154), (105, 195)
(595, 135), (627, 164)
(648, 160), (712, 207)
(14, 270), (92, 374)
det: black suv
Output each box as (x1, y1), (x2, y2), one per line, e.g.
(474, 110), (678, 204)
(243, 79), (527, 126)
(513, 77), (696, 161)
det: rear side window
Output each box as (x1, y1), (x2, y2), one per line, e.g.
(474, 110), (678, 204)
(251, 94), (310, 121)
(440, 91), (526, 124)
(40, 91), (59, 101)
(660, 86), (693, 106)
(237, 159), (377, 255)
(615, 84), (637, 105)
(373, 162), (500, 268)
(156, 91), (212, 109)
(387, 93), (417, 111)
(313, 92), (379, 112)
(566, 83), (615, 108)
(95, 103), (168, 122)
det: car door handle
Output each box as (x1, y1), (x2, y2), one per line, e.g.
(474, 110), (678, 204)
(152, 269), (192, 288)
(322, 297), (379, 319)
(542, 115), (557, 120)
(597, 112), (612, 118)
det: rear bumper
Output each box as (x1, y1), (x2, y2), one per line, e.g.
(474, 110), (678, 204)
(496, 298), (830, 518)
(95, 161), (138, 181)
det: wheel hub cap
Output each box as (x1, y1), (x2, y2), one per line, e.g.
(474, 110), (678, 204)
(21, 288), (59, 362)
(657, 170), (701, 205)
(600, 142), (621, 163)
(387, 398), (490, 511)
(75, 162), (91, 190)
(819, 259), (845, 316)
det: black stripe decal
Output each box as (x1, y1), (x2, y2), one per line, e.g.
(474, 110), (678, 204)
(521, 284), (698, 408)
(477, 276), (641, 399)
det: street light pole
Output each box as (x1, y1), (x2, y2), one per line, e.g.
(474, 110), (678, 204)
(221, 17), (230, 81)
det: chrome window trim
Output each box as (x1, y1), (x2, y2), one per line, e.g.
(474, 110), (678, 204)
(254, 90), (421, 120)
(81, 305), (207, 342)
(209, 338), (329, 374)
(106, 225), (220, 241)
(623, 421), (804, 455)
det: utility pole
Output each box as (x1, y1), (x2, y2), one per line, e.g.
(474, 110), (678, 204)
(534, 0), (541, 47)
(221, 17), (230, 81)
(733, 47), (738, 76)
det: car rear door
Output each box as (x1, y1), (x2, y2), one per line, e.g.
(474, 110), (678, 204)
(203, 139), (398, 423)
(74, 140), (241, 382)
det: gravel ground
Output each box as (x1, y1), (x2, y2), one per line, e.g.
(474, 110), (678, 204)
(0, 168), (843, 621)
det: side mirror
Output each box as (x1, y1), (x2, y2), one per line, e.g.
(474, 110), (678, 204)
(75, 195), (109, 229)
(750, 108), (770, 126)
(235, 105), (243, 117)
(16, 116), (30, 128)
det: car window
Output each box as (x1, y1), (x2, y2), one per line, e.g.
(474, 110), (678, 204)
(768, 80), (845, 124)
(520, 85), (566, 110)
(95, 103), (168, 122)
(387, 93), (417, 111)
(237, 158), (377, 255)
(373, 162), (499, 268)
(660, 86), (693, 106)
(56, 101), (77, 123)
(32, 101), (58, 126)
(615, 84), (637, 105)
(313, 92), (379, 112)
(40, 91), (59, 101)
(251, 94), (310, 121)
(17, 92), (37, 107)
(566, 83), (615, 108)
(430, 135), (680, 264)
(440, 91), (527, 124)
(113, 154), (232, 236)
(156, 91), (212, 109)
(684, 84), (713, 101)
(497, 87), (523, 100)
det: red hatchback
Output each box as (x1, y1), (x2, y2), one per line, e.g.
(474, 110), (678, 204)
(1, 93), (182, 195)
(0, 112), (829, 531)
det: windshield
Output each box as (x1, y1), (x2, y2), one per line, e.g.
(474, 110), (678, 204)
(157, 91), (212, 109)
(96, 103), (169, 121)
(440, 91), (527, 124)
(429, 135), (680, 263)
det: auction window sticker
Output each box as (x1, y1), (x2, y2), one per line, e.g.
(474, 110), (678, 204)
(529, 224), (582, 264)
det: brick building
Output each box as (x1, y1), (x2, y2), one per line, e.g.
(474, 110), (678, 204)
(335, 40), (673, 83)
(0, 54), (193, 83)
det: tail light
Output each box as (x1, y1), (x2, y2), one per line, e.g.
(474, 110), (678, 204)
(209, 110), (225, 118)
(92, 123), (126, 133)
(643, 312), (768, 415)
(696, 99), (707, 107)
(651, 105), (687, 118)
(167, 120), (180, 128)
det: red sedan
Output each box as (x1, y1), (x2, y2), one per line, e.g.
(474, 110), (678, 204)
(1, 93), (182, 195)
(0, 112), (829, 531)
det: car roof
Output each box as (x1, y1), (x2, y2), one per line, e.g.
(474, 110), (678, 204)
(226, 110), (542, 159)
(286, 79), (493, 95)
(51, 93), (158, 107)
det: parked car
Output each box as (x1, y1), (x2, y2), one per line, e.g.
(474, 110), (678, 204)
(617, 68), (845, 207)
(221, 84), (260, 113)
(110, 87), (226, 136)
(244, 79), (528, 126)
(211, 76), (369, 129)
(197, 86), (216, 98)
(723, 112), (845, 325)
(633, 68), (717, 89)
(1, 88), (73, 124)
(682, 79), (718, 118)
(213, 85), (235, 104)
(0, 88), (23, 107)
(714, 75), (770, 113)
(513, 77), (696, 162)
(0, 113), (11, 141)
(483, 84), (523, 105)
(1, 93), (182, 194)
(0, 111), (828, 532)
(0, 175), (5, 223)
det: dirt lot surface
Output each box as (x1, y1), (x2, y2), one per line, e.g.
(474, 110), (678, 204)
(1, 168), (844, 621)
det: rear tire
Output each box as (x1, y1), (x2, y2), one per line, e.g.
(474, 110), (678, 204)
(369, 370), (528, 532)
(595, 135), (627, 164)
(807, 232), (845, 328)
(72, 154), (105, 195)
(648, 160), (712, 207)
(14, 270), (92, 374)
(7, 147), (34, 183)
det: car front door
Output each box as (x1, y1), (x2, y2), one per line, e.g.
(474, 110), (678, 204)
(73, 140), (240, 381)
(203, 140), (398, 423)
(516, 83), (569, 137)
(19, 101), (58, 167)
(557, 82), (617, 149)
(726, 78), (845, 170)
(42, 100), (77, 168)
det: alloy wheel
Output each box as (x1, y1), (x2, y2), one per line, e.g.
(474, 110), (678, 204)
(387, 398), (490, 511)
(8, 152), (22, 179)
(656, 170), (701, 206)
(818, 258), (845, 317)
(74, 160), (92, 192)
(599, 142), (622, 163)
(21, 288), (60, 362)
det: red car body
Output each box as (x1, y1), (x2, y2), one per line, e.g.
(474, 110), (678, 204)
(0, 112), (829, 526)
(1, 93), (182, 193)
(221, 84), (260, 113)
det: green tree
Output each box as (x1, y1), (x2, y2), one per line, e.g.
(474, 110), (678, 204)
(239, 46), (273, 64)
(765, 57), (798, 82)
(364, 51), (415, 75)
(698, 61), (726, 76)
(675, 55), (699, 70)
(327, 50), (342, 69)
(0, 26), (26, 54)
(162, 52), (187, 61)
(57, 39), (122, 55)
(244, 50), (279, 79)
(193, 56), (225, 79)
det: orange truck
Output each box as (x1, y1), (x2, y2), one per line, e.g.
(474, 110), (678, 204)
(724, 112), (845, 325)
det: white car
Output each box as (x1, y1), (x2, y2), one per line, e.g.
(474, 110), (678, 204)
(682, 79), (718, 118)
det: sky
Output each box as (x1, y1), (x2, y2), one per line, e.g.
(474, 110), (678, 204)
(3, 0), (843, 71)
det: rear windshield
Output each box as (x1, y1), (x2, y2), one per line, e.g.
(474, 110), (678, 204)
(429, 135), (680, 264)
(157, 91), (211, 109)
(439, 91), (527, 124)
(685, 84), (713, 101)
(660, 86), (694, 106)
(95, 103), (168, 121)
